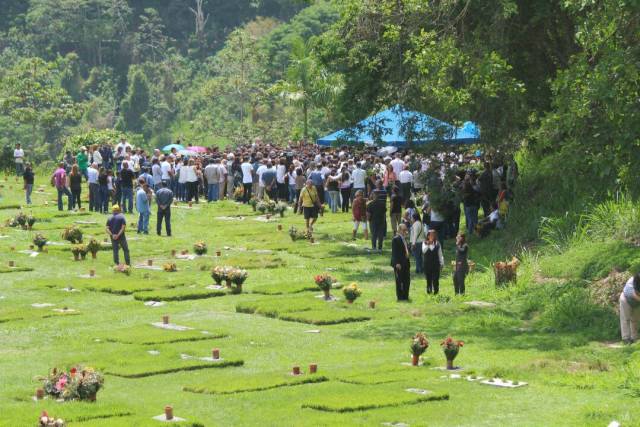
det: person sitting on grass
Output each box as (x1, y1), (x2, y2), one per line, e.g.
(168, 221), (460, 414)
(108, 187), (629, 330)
(475, 203), (500, 238)
(620, 272), (640, 345)
(106, 204), (130, 266)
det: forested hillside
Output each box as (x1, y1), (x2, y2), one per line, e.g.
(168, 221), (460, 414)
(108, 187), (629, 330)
(1, 0), (639, 217)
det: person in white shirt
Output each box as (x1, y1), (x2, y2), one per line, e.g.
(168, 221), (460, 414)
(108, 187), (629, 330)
(240, 157), (253, 203)
(351, 162), (366, 201)
(256, 162), (268, 200)
(176, 159), (187, 201)
(87, 163), (100, 212)
(218, 160), (228, 200)
(276, 158), (287, 201)
(390, 153), (405, 178)
(91, 145), (103, 167)
(184, 159), (199, 203)
(14, 144), (24, 176)
(398, 165), (413, 206)
(160, 157), (172, 185)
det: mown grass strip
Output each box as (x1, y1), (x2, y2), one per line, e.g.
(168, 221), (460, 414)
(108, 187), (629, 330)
(133, 288), (227, 302)
(69, 412), (134, 422)
(301, 393), (449, 413)
(105, 360), (244, 378)
(183, 375), (329, 395)
(0, 267), (34, 274)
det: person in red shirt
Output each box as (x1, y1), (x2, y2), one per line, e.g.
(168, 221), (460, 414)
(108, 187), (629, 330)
(351, 190), (368, 240)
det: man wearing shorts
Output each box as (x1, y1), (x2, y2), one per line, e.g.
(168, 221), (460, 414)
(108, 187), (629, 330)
(298, 179), (320, 233)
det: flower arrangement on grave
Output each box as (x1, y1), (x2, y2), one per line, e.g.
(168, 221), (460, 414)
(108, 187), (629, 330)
(33, 233), (48, 251)
(249, 197), (258, 211)
(7, 212), (34, 229)
(228, 268), (248, 294)
(39, 366), (104, 401)
(441, 336), (464, 369)
(410, 333), (429, 366)
(27, 215), (36, 229)
(343, 282), (362, 303)
(314, 273), (335, 299)
(193, 241), (208, 255)
(274, 202), (288, 217)
(233, 186), (244, 201)
(62, 226), (83, 243)
(256, 201), (268, 214)
(211, 266), (226, 285)
(113, 264), (131, 275)
(39, 411), (65, 427)
(163, 262), (177, 272)
(86, 239), (101, 259)
(493, 257), (520, 286)
(71, 244), (88, 261)
(289, 226), (299, 241)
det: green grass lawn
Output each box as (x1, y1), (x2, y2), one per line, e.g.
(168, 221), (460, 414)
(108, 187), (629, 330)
(0, 179), (637, 426)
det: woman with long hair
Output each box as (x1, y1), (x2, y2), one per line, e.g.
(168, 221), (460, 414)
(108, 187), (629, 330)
(453, 233), (469, 295)
(422, 229), (444, 294)
(68, 164), (82, 210)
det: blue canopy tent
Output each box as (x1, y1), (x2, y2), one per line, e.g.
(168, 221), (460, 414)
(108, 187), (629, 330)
(316, 105), (480, 147)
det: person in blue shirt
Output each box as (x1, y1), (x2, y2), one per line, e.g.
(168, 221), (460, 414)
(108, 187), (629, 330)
(308, 163), (326, 205)
(106, 204), (130, 266)
(139, 166), (154, 189)
(136, 179), (152, 234)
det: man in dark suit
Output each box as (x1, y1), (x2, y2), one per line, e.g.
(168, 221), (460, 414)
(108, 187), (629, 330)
(391, 223), (411, 301)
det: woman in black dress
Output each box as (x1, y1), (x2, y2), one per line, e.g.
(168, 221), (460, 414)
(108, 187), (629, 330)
(422, 229), (444, 294)
(68, 164), (83, 210)
(453, 233), (469, 295)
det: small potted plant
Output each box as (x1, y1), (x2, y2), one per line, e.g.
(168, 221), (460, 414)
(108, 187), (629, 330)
(193, 241), (208, 256)
(314, 273), (335, 300)
(228, 268), (248, 294)
(441, 336), (464, 370)
(33, 233), (48, 251)
(86, 239), (101, 259)
(62, 226), (83, 243)
(343, 283), (362, 304)
(75, 367), (104, 401)
(163, 262), (177, 272)
(410, 333), (429, 366)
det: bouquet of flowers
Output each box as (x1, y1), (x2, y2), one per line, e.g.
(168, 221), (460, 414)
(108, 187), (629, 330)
(314, 273), (335, 292)
(62, 226), (83, 243)
(113, 264), (131, 275)
(193, 241), (208, 255)
(233, 186), (244, 201)
(163, 262), (177, 272)
(249, 197), (258, 211)
(289, 226), (299, 241)
(494, 257), (520, 286)
(71, 244), (88, 261)
(410, 333), (429, 356)
(33, 233), (48, 251)
(7, 212), (31, 228)
(27, 215), (37, 228)
(86, 239), (101, 258)
(441, 336), (464, 361)
(256, 201), (268, 213)
(40, 366), (104, 401)
(343, 283), (362, 303)
(39, 411), (65, 427)
(211, 266), (226, 285)
(274, 202), (288, 217)
(228, 268), (248, 286)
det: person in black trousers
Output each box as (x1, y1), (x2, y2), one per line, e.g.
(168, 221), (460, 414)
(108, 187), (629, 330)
(453, 233), (469, 295)
(155, 181), (174, 237)
(367, 191), (387, 252)
(422, 229), (444, 294)
(391, 224), (411, 301)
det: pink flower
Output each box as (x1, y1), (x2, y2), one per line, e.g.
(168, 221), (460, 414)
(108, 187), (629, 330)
(55, 375), (67, 391)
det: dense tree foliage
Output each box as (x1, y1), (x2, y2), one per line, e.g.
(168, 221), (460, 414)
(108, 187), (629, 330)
(0, 0), (637, 208)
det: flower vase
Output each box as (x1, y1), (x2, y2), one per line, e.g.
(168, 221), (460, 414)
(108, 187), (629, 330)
(323, 289), (331, 300)
(412, 354), (420, 366)
(446, 359), (455, 370)
(88, 393), (96, 402)
(164, 406), (173, 421)
(226, 280), (232, 288)
(91, 252), (97, 259)
(346, 299), (354, 304)
(81, 253), (87, 260)
(73, 254), (80, 261)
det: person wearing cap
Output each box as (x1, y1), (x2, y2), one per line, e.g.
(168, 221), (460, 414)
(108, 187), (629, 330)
(106, 204), (130, 266)
(77, 146), (89, 180)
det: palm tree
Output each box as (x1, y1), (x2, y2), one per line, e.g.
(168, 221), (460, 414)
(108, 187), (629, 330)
(271, 36), (342, 140)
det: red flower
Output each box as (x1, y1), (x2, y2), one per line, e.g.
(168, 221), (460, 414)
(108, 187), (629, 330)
(70, 367), (77, 378)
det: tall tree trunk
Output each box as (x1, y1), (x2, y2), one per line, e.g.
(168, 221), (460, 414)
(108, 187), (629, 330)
(303, 100), (308, 141)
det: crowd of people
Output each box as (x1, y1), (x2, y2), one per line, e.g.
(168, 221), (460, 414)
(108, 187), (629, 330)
(15, 138), (518, 300)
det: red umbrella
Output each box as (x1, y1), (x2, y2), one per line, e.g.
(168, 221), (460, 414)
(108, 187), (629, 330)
(187, 146), (208, 153)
